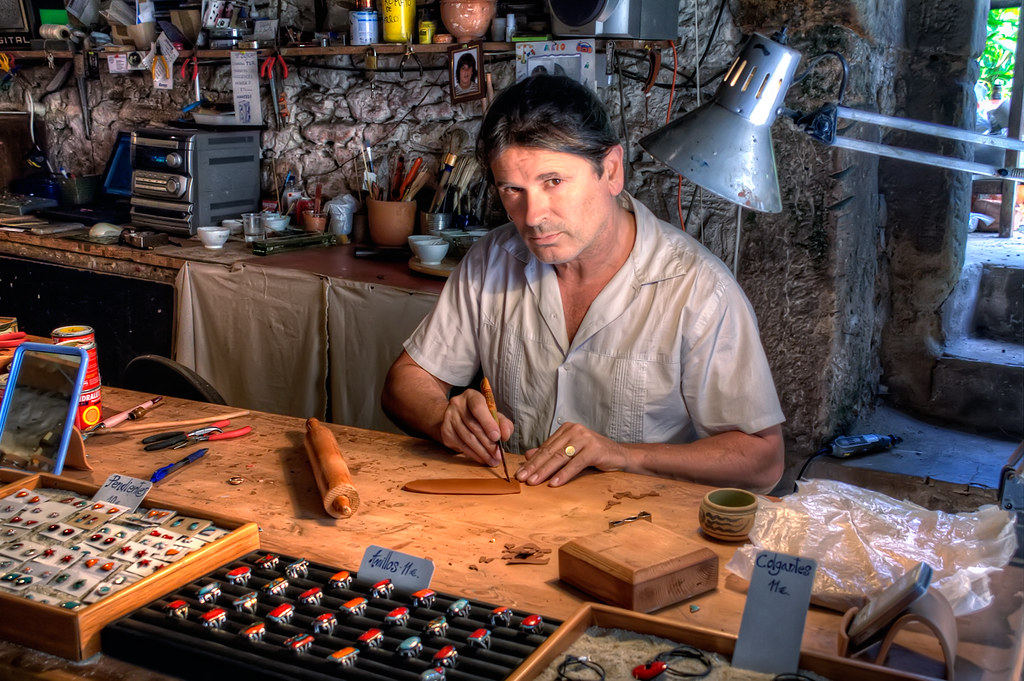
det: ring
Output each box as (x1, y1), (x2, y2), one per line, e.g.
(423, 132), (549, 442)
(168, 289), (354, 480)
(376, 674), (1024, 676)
(564, 445), (576, 458)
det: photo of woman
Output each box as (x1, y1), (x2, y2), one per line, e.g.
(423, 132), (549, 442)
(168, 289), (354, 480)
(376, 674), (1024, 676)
(449, 43), (483, 102)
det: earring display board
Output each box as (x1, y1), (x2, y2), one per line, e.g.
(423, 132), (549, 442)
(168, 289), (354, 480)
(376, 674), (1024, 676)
(0, 473), (260, 660)
(103, 549), (559, 681)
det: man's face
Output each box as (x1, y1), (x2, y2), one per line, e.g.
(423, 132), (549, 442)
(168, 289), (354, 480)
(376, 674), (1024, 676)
(491, 145), (625, 265)
(458, 63), (473, 88)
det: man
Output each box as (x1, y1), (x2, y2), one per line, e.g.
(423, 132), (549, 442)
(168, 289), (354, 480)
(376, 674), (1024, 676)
(382, 75), (785, 493)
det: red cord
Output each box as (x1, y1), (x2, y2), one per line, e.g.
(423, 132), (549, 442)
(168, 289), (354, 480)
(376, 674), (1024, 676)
(668, 43), (685, 232)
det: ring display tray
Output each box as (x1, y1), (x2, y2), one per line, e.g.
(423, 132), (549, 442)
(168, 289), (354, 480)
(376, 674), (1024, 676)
(0, 473), (260, 660)
(509, 603), (937, 681)
(103, 550), (559, 681)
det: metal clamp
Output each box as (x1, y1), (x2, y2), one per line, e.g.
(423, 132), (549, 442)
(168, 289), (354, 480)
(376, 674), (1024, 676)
(608, 510), (652, 529)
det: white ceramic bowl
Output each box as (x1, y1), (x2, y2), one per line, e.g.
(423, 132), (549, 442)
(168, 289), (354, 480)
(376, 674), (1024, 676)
(408, 235), (438, 258)
(263, 212), (291, 231)
(417, 240), (449, 265)
(197, 225), (231, 249)
(221, 219), (243, 235)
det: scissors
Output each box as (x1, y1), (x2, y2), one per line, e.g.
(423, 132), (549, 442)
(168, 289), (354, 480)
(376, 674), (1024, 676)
(141, 420), (252, 451)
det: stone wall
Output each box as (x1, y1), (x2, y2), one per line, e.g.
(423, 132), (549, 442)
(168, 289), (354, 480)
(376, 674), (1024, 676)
(0, 1), (985, 468)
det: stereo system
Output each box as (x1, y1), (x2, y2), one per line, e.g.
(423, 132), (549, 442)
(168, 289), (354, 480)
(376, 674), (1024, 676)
(547, 0), (679, 41)
(130, 128), (261, 236)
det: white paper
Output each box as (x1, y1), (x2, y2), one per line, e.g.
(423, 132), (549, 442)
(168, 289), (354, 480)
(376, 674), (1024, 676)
(358, 545), (434, 592)
(91, 474), (152, 513)
(230, 50), (262, 125)
(732, 551), (817, 675)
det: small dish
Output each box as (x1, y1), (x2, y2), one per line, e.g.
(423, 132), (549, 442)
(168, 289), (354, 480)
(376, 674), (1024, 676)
(416, 240), (449, 265)
(262, 212), (291, 231)
(221, 219), (243, 235)
(197, 225), (230, 249)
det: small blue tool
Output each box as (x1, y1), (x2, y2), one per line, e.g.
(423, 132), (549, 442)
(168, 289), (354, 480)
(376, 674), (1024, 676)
(150, 448), (209, 483)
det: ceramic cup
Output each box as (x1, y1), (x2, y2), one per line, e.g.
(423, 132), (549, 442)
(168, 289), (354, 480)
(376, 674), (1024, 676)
(302, 210), (328, 233)
(367, 198), (416, 246)
(698, 488), (758, 541)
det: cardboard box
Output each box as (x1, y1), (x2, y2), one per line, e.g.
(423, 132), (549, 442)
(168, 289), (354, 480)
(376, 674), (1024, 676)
(558, 521), (718, 612)
(0, 473), (260, 660)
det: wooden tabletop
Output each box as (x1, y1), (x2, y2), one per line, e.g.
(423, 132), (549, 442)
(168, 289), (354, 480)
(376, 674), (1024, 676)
(0, 387), (1021, 681)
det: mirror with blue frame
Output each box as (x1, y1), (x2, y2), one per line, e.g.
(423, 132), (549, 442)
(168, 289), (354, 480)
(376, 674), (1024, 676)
(0, 342), (88, 475)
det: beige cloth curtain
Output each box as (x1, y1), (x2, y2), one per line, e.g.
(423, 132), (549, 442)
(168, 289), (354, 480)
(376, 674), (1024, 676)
(326, 279), (438, 432)
(175, 261), (438, 430)
(175, 261), (329, 419)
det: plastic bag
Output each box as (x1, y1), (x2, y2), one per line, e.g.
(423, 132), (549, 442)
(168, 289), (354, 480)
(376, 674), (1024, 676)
(724, 479), (1017, 616)
(325, 194), (359, 237)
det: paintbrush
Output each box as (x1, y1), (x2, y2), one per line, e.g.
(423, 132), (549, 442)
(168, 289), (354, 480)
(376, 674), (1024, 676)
(480, 377), (510, 482)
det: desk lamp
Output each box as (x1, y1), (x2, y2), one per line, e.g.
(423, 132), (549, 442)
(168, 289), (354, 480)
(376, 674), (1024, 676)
(639, 30), (1024, 213)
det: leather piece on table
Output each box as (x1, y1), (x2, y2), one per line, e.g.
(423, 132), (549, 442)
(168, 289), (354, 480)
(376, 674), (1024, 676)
(402, 478), (521, 495)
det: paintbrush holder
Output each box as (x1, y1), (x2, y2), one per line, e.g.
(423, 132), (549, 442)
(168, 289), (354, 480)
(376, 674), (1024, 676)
(367, 198), (416, 246)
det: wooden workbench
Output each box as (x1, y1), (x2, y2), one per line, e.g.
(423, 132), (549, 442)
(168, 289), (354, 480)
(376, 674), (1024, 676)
(0, 388), (1022, 681)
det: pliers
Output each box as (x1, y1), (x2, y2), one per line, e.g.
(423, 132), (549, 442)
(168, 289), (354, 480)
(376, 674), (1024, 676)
(260, 54), (290, 126)
(141, 420), (252, 451)
(399, 45), (422, 79)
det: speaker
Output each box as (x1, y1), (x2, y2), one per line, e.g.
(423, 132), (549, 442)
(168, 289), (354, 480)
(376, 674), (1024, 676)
(547, 0), (679, 41)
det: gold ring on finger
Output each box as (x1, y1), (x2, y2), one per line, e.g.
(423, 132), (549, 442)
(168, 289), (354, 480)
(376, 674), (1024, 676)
(564, 445), (576, 458)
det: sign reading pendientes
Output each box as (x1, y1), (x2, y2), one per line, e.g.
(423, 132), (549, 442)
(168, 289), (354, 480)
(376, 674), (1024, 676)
(358, 544), (435, 592)
(90, 474), (152, 513)
(732, 551), (818, 675)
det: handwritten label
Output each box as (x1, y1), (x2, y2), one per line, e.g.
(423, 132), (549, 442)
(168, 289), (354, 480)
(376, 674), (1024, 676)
(91, 474), (151, 512)
(358, 544), (434, 592)
(732, 550), (817, 675)
(230, 50), (262, 125)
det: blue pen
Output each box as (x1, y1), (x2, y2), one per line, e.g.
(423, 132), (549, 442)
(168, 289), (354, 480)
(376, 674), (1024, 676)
(150, 448), (209, 483)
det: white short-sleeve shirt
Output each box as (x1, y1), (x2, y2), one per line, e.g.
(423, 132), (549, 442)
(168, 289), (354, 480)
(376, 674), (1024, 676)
(404, 194), (785, 454)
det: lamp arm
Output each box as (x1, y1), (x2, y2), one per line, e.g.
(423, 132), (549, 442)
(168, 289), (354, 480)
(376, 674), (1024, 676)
(784, 104), (1024, 180)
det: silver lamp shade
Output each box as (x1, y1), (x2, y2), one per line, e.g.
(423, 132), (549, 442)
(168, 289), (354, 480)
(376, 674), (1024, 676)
(639, 34), (802, 214)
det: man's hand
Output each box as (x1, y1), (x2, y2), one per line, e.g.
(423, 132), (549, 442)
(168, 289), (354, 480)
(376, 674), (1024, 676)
(440, 389), (512, 468)
(516, 422), (627, 487)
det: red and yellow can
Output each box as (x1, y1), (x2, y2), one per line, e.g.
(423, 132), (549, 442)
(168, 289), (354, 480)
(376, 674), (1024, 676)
(52, 325), (102, 430)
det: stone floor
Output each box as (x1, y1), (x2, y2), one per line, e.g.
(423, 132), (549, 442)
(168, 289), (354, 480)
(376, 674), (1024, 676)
(790, 228), (1023, 512)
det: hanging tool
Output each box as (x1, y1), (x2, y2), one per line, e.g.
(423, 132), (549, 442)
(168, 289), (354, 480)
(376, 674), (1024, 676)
(260, 53), (289, 127)
(364, 47), (377, 91)
(180, 53), (201, 107)
(69, 43), (91, 139)
(399, 44), (422, 79)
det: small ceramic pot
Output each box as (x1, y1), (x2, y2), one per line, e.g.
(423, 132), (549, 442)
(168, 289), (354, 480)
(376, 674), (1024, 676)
(439, 0), (496, 42)
(698, 488), (758, 541)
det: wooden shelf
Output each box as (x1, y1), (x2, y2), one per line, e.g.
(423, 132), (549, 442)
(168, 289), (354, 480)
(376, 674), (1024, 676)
(2, 39), (669, 62)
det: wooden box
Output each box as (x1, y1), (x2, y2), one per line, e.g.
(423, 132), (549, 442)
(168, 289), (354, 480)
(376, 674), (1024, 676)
(509, 602), (936, 681)
(0, 473), (260, 660)
(558, 521), (717, 613)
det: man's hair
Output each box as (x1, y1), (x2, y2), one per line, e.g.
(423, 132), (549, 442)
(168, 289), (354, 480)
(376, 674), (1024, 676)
(457, 52), (477, 79)
(477, 75), (619, 178)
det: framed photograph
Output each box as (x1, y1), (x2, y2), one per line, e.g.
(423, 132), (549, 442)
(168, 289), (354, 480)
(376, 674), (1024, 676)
(449, 42), (483, 103)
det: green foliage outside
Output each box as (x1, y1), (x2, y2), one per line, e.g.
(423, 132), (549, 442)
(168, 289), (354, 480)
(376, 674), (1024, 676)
(978, 8), (1019, 100)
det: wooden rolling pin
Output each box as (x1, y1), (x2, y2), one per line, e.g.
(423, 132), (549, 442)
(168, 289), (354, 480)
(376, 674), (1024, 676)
(304, 418), (360, 518)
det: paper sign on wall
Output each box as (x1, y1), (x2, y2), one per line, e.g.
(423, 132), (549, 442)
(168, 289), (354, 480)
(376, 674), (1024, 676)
(230, 50), (262, 125)
(358, 544), (434, 592)
(732, 550), (817, 675)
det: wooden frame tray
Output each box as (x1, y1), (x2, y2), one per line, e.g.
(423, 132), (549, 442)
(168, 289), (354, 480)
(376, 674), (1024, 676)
(0, 473), (260, 660)
(508, 602), (935, 681)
